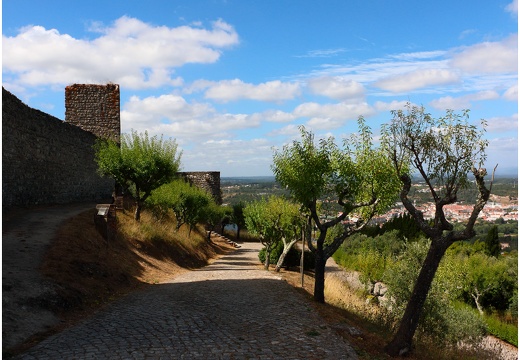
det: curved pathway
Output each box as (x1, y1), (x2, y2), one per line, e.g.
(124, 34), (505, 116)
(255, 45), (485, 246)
(3, 203), (96, 349)
(15, 241), (358, 359)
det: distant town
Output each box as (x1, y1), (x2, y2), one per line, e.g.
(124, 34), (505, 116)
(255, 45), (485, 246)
(222, 176), (518, 251)
(222, 176), (518, 222)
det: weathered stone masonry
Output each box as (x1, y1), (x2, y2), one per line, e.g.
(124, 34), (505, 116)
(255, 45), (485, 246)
(65, 84), (120, 142)
(180, 171), (222, 205)
(2, 86), (116, 208)
(3, 84), (221, 209)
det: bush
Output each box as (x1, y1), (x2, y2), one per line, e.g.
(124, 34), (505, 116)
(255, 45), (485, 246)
(384, 239), (486, 345)
(258, 242), (315, 270)
(484, 314), (518, 346)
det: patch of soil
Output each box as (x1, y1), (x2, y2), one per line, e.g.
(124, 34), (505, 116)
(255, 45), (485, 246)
(6, 208), (235, 357)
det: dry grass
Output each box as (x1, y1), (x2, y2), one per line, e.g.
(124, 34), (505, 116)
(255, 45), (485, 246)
(40, 207), (235, 333)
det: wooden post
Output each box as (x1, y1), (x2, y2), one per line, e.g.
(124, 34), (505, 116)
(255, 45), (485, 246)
(300, 226), (305, 288)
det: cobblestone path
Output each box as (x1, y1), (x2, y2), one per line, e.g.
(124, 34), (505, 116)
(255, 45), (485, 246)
(16, 242), (358, 359)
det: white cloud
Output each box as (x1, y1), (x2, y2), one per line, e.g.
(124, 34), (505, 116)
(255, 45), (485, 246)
(429, 90), (500, 110)
(306, 117), (346, 130)
(254, 110), (295, 123)
(120, 94), (260, 143)
(373, 100), (416, 112)
(203, 79), (301, 102)
(183, 138), (274, 176)
(294, 101), (373, 120)
(486, 137), (518, 173)
(450, 35), (518, 74)
(506, 0), (518, 14)
(2, 16), (239, 90)
(503, 84), (518, 100)
(486, 114), (518, 133)
(374, 69), (460, 93)
(268, 124), (302, 137)
(307, 76), (365, 101)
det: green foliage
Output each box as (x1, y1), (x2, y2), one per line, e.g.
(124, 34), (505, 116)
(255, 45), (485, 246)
(484, 226), (500, 257)
(147, 179), (216, 235)
(383, 239), (486, 345)
(484, 313), (518, 346)
(364, 213), (422, 241)
(381, 104), (488, 194)
(244, 196), (303, 269)
(231, 202), (247, 239)
(333, 230), (406, 285)
(272, 120), (401, 302)
(95, 130), (182, 221)
(272, 121), (400, 222)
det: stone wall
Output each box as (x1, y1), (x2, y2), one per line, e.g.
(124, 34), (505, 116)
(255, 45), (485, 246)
(65, 84), (120, 142)
(2, 87), (115, 208)
(179, 172), (222, 205)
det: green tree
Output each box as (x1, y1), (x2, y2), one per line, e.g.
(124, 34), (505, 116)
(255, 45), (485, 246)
(203, 202), (228, 242)
(384, 240), (486, 345)
(381, 104), (494, 356)
(462, 253), (509, 315)
(273, 199), (305, 272)
(149, 179), (213, 235)
(231, 202), (247, 240)
(95, 130), (182, 221)
(484, 225), (500, 257)
(244, 196), (303, 270)
(272, 119), (400, 303)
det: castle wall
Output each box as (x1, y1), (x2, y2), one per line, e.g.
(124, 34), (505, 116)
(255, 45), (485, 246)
(2, 88), (114, 208)
(65, 84), (120, 142)
(179, 172), (222, 205)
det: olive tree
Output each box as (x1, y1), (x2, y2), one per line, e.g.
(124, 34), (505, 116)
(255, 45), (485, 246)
(272, 119), (400, 303)
(381, 104), (494, 356)
(244, 196), (303, 270)
(95, 130), (182, 221)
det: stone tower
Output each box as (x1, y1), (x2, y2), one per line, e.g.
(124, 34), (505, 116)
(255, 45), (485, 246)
(65, 84), (120, 142)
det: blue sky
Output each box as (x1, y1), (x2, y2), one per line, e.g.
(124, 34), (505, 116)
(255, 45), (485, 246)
(3, 0), (518, 177)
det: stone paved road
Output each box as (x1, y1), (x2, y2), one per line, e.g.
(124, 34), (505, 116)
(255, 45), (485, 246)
(16, 242), (358, 359)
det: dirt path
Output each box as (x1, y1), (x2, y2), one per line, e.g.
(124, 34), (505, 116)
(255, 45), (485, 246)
(2, 203), (96, 350)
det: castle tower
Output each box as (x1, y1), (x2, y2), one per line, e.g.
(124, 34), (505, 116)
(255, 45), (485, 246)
(65, 84), (120, 142)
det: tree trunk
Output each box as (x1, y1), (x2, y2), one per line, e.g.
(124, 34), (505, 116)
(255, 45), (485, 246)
(236, 226), (241, 240)
(134, 202), (142, 222)
(313, 249), (326, 303)
(274, 240), (298, 272)
(385, 238), (449, 356)
(264, 248), (271, 270)
(472, 290), (484, 315)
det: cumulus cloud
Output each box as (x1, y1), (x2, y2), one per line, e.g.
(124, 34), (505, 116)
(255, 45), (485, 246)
(503, 84), (518, 100)
(294, 101), (374, 121)
(429, 90), (500, 110)
(486, 114), (518, 133)
(307, 76), (365, 101)
(450, 35), (518, 74)
(120, 94), (260, 143)
(374, 69), (460, 93)
(373, 100), (415, 112)
(2, 16), (239, 89)
(203, 79), (301, 102)
(182, 138), (274, 176)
